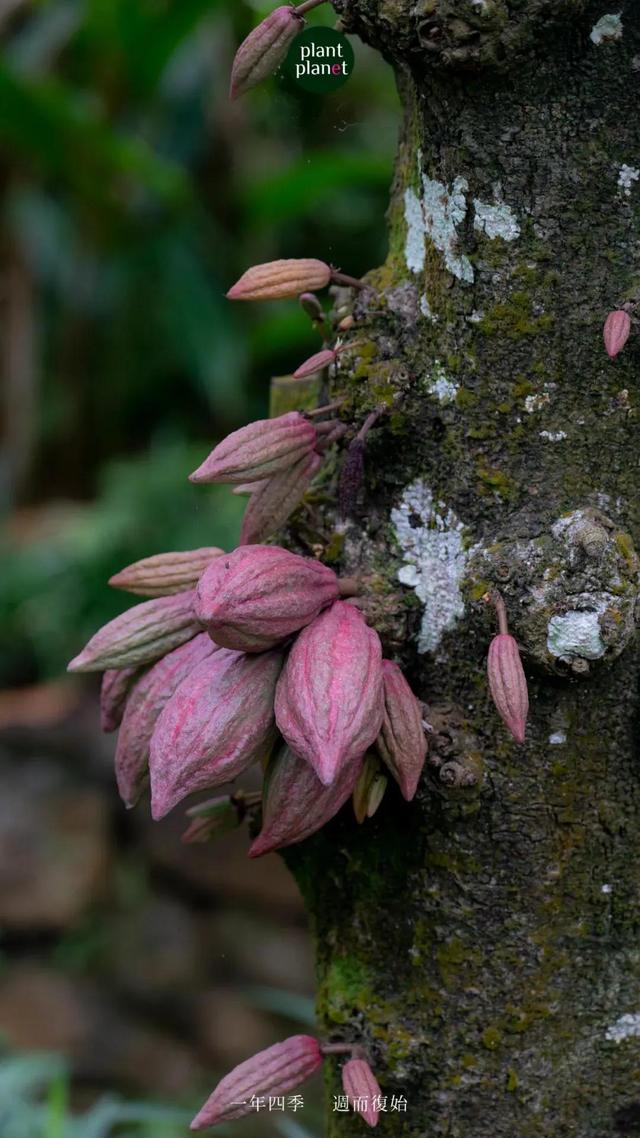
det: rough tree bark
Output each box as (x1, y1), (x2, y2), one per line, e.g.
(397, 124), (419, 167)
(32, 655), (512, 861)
(281, 2), (640, 1134)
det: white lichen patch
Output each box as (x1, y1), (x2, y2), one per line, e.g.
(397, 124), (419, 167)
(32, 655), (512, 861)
(551, 510), (590, 542)
(422, 174), (473, 282)
(601, 883), (613, 894)
(539, 430), (567, 442)
(473, 198), (520, 241)
(549, 731), (567, 745)
(617, 164), (640, 196)
(605, 1013), (640, 1043)
(420, 294), (437, 322)
(525, 392), (551, 413)
(547, 610), (606, 660)
(404, 187), (426, 274)
(404, 157), (520, 284)
(590, 13), (623, 44)
(391, 479), (469, 654)
(426, 361), (458, 404)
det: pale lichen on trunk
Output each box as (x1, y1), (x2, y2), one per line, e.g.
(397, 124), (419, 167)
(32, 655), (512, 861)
(284, 2), (640, 1134)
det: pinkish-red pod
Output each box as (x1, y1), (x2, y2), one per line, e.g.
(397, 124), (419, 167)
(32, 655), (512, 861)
(227, 258), (331, 302)
(68, 590), (200, 673)
(109, 548), (224, 597)
(191, 1035), (323, 1128)
(195, 544), (340, 653)
(100, 666), (139, 733)
(275, 601), (384, 786)
(293, 347), (337, 379)
(190, 412), (317, 486)
(249, 744), (362, 856)
(229, 6), (303, 101)
(114, 633), (217, 809)
(240, 451), (322, 544)
(487, 633), (528, 745)
(375, 660), (427, 801)
(149, 647), (282, 819)
(603, 309), (631, 358)
(342, 1058), (381, 1128)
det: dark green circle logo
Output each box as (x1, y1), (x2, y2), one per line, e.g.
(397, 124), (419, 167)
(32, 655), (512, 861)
(285, 27), (354, 93)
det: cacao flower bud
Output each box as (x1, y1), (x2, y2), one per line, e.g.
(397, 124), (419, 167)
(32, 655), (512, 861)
(342, 1058), (382, 1128)
(229, 6), (302, 101)
(227, 259), (331, 302)
(299, 292), (325, 324)
(603, 309), (631, 358)
(195, 544), (339, 652)
(68, 590), (200, 673)
(181, 795), (242, 844)
(352, 753), (380, 824)
(375, 660), (427, 801)
(190, 412), (317, 486)
(487, 633), (528, 745)
(275, 601), (384, 786)
(232, 481), (263, 496)
(293, 347), (337, 379)
(100, 667), (139, 733)
(109, 548), (224, 597)
(149, 648), (283, 819)
(367, 772), (388, 818)
(191, 1035), (323, 1129)
(240, 452), (322, 544)
(115, 633), (216, 809)
(249, 745), (361, 857)
(339, 437), (365, 518)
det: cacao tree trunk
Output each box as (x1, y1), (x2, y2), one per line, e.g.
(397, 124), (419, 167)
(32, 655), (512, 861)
(285, 2), (640, 1134)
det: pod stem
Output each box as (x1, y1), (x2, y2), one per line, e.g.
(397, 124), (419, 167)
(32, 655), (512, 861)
(337, 576), (362, 597)
(330, 269), (367, 291)
(305, 400), (344, 418)
(295, 0), (329, 14)
(483, 589), (509, 636)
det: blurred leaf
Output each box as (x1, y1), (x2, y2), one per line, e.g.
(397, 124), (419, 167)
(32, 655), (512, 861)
(242, 986), (316, 1026)
(0, 441), (244, 680)
(0, 64), (188, 209)
(80, 0), (222, 99)
(242, 150), (391, 226)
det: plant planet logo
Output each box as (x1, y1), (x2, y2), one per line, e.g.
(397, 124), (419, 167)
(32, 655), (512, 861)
(285, 27), (354, 93)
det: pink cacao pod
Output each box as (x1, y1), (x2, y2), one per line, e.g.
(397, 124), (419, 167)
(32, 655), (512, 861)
(227, 258), (331, 302)
(375, 660), (427, 801)
(275, 601), (384, 786)
(190, 412), (317, 486)
(195, 544), (339, 653)
(68, 590), (200, 673)
(115, 633), (217, 809)
(240, 451), (322, 545)
(149, 647), (283, 819)
(487, 633), (528, 744)
(249, 744), (362, 857)
(603, 309), (631, 358)
(293, 347), (337, 379)
(229, 6), (303, 101)
(191, 1035), (323, 1129)
(109, 548), (224, 597)
(100, 667), (139, 733)
(342, 1058), (381, 1128)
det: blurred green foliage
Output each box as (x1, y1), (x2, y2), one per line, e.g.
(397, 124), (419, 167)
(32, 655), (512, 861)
(0, 442), (244, 683)
(0, 0), (398, 682)
(0, 1050), (196, 1137)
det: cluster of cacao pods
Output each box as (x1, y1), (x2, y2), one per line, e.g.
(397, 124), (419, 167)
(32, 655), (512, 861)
(68, 541), (427, 855)
(191, 1035), (382, 1130)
